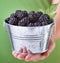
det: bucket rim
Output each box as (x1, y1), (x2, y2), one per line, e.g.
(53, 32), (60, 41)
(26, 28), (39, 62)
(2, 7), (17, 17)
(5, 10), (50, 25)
(5, 21), (54, 28)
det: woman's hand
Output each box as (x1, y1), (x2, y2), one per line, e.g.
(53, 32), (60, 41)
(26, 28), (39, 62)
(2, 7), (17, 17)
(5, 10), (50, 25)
(12, 37), (55, 62)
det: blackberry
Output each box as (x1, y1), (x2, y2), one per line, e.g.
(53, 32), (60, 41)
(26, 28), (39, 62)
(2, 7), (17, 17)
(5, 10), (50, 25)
(18, 17), (30, 26)
(39, 14), (50, 22)
(10, 13), (16, 18)
(28, 11), (38, 23)
(8, 17), (18, 25)
(28, 23), (34, 26)
(41, 21), (48, 26)
(36, 11), (43, 18)
(18, 21), (25, 26)
(15, 10), (28, 20)
(23, 11), (28, 16)
(5, 17), (10, 23)
(48, 19), (53, 24)
(38, 14), (50, 25)
(34, 21), (42, 26)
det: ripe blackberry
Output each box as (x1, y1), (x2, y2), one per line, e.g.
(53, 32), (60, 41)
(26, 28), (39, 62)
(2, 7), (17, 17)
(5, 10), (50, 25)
(8, 17), (18, 25)
(18, 21), (25, 26)
(39, 14), (50, 22)
(34, 21), (42, 26)
(28, 23), (34, 26)
(15, 10), (28, 20)
(5, 17), (10, 23)
(48, 19), (53, 24)
(28, 11), (38, 23)
(36, 11), (43, 18)
(41, 21), (48, 26)
(18, 17), (30, 26)
(23, 11), (28, 16)
(10, 13), (16, 18)
(38, 14), (50, 25)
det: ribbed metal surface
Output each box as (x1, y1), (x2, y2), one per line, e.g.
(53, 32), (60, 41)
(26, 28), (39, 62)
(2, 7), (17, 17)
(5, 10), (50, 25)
(5, 22), (54, 54)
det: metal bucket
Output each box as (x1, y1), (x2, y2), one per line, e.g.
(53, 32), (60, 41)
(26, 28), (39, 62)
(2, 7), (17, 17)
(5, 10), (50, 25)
(5, 21), (55, 54)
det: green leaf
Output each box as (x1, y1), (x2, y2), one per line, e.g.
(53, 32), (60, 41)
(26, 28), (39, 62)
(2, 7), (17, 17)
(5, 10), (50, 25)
(49, 4), (58, 13)
(46, 4), (58, 14)
(46, 3), (58, 19)
(45, 7), (50, 14)
(39, 9), (45, 14)
(50, 13), (56, 19)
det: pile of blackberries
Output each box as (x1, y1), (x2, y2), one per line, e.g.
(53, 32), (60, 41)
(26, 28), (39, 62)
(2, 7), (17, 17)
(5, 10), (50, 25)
(5, 10), (53, 26)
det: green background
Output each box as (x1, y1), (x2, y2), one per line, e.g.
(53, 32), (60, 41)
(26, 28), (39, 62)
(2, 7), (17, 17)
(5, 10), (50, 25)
(0, 0), (60, 63)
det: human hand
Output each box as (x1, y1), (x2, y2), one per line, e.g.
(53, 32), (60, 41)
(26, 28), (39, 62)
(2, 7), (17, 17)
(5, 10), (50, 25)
(12, 38), (55, 62)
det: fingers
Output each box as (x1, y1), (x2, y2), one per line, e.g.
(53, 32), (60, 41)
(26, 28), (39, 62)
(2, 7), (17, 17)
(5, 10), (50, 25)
(25, 53), (45, 62)
(12, 51), (20, 58)
(25, 50), (32, 62)
(17, 47), (28, 60)
(19, 48), (23, 53)
(23, 47), (27, 53)
(12, 47), (28, 60)
(16, 53), (27, 60)
(25, 50), (44, 62)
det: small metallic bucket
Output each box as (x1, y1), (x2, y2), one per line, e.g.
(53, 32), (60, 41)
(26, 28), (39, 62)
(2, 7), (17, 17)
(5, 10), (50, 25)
(5, 21), (55, 54)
